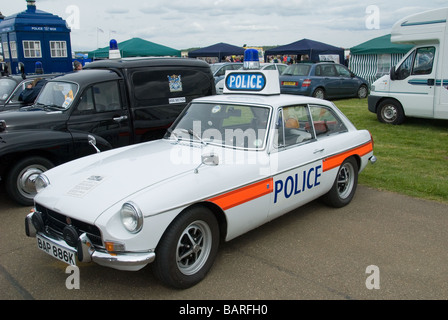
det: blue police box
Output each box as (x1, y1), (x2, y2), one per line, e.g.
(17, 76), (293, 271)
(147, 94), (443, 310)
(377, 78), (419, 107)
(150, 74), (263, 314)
(0, 0), (73, 75)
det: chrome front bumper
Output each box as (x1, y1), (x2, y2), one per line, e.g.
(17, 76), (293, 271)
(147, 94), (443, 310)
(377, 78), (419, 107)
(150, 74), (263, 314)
(25, 212), (155, 271)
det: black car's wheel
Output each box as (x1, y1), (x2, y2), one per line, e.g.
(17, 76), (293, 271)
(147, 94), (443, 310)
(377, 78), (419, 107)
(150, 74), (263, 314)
(322, 157), (358, 208)
(312, 87), (326, 99)
(377, 99), (405, 125)
(153, 206), (220, 289)
(357, 85), (368, 99)
(5, 156), (54, 206)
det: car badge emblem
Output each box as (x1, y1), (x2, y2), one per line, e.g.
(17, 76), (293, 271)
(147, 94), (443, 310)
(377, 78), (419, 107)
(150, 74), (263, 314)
(66, 216), (72, 225)
(168, 74), (183, 92)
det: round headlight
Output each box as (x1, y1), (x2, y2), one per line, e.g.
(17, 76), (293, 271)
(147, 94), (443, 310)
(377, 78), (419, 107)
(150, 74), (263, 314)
(120, 202), (143, 233)
(35, 174), (50, 193)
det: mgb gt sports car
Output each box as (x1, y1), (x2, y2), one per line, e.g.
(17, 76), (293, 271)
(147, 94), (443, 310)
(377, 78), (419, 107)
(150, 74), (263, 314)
(25, 50), (376, 289)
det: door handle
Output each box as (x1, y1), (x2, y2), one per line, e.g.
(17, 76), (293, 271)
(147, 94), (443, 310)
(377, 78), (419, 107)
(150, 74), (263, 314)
(313, 148), (325, 154)
(113, 115), (128, 122)
(427, 79), (435, 86)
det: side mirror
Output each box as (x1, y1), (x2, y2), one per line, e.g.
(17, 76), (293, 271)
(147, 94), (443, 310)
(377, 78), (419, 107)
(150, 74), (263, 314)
(18, 62), (26, 79)
(88, 135), (101, 153)
(202, 153), (219, 166)
(194, 153), (219, 173)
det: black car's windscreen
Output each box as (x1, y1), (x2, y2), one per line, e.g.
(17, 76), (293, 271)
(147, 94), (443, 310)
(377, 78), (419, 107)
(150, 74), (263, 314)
(36, 81), (79, 110)
(168, 103), (271, 150)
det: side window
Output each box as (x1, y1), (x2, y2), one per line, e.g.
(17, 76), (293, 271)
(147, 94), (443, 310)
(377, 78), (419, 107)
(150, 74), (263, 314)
(309, 105), (347, 137)
(395, 50), (416, 80)
(321, 65), (337, 77)
(335, 65), (351, 77)
(75, 81), (122, 114)
(412, 47), (435, 75)
(276, 105), (314, 148)
(76, 88), (94, 113)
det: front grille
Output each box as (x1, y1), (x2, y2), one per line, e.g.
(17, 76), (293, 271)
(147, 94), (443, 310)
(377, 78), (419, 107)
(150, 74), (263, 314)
(35, 203), (104, 249)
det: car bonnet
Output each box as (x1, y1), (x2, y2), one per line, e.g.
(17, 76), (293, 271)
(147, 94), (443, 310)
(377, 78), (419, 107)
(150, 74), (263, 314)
(34, 139), (201, 222)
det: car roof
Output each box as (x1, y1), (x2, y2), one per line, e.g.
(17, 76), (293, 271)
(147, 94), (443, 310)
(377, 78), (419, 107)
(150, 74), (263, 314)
(193, 92), (333, 109)
(85, 57), (210, 70)
(47, 69), (121, 86)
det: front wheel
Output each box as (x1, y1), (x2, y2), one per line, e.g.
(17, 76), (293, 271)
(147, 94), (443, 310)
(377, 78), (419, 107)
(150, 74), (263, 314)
(5, 156), (54, 206)
(153, 206), (220, 289)
(377, 99), (405, 125)
(321, 157), (358, 208)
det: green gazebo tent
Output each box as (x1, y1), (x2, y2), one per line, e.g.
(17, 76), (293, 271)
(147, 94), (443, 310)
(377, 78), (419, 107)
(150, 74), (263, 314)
(349, 34), (414, 85)
(88, 37), (181, 59)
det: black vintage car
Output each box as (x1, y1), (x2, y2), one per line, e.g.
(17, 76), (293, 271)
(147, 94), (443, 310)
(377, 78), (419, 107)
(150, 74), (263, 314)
(0, 57), (215, 205)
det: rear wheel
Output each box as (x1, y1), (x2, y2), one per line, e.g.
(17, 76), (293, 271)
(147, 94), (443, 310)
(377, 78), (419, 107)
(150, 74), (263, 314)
(5, 156), (54, 206)
(312, 88), (326, 99)
(153, 206), (220, 289)
(357, 85), (368, 99)
(322, 157), (358, 208)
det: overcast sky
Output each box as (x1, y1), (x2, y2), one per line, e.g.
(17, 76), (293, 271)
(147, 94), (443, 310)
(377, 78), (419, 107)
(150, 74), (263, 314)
(1, 0), (446, 52)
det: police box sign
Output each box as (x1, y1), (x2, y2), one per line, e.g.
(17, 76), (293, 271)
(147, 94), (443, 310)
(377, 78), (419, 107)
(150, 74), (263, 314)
(223, 70), (280, 95)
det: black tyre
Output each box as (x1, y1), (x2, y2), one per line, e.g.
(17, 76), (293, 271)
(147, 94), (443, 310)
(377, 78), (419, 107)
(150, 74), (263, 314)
(377, 99), (405, 125)
(5, 156), (54, 206)
(312, 87), (326, 99)
(322, 157), (358, 208)
(357, 85), (368, 99)
(153, 206), (220, 289)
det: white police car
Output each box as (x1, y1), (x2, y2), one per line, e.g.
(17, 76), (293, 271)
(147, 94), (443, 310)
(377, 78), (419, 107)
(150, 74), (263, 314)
(25, 50), (376, 289)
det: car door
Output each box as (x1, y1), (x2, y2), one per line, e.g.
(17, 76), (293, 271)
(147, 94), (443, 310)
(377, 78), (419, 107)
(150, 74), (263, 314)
(335, 64), (358, 97)
(269, 104), (326, 220)
(269, 103), (350, 220)
(391, 46), (437, 118)
(317, 64), (340, 98)
(67, 80), (132, 155)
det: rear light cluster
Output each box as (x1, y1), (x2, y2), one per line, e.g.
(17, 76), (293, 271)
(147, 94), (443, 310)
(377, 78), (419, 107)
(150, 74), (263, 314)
(302, 79), (311, 87)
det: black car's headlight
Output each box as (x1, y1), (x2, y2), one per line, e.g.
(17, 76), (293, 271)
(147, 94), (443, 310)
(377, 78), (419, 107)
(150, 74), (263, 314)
(120, 202), (143, 233)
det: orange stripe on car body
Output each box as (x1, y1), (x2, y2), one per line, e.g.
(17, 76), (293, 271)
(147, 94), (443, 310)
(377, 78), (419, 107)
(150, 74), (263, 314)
(323, 141), (373, 172)
(208, 178), (273, 210)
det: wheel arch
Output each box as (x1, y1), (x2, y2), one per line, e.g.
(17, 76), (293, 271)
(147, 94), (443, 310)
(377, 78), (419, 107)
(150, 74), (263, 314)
(374, 97), (405, 115)
(156, 201), (228, 248)
(0, 149), (58, 178)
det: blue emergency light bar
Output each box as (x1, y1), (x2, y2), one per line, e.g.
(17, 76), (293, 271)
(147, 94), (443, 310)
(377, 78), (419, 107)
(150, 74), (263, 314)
(243, 48), (260, 70)
(109, 39), (121, 59)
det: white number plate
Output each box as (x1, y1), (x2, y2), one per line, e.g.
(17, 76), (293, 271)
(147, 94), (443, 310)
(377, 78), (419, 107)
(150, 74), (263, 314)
(37, 235), (77, 266)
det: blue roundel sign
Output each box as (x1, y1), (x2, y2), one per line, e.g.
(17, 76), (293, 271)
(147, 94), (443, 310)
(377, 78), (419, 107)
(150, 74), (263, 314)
(225, 72), (266, 92)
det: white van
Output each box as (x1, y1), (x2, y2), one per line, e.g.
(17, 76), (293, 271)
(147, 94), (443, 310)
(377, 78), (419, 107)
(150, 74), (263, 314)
(368, 7), (448, 124)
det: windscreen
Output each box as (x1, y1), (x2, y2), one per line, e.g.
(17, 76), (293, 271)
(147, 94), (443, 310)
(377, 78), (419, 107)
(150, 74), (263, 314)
(0, 79), (17, 101)
(35, 81), (79, 110)
(167, 102), (271, 150)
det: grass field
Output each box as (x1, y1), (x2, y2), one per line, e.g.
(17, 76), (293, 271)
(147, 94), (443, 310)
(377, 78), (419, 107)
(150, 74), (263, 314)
(333, 98), (448, 204)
